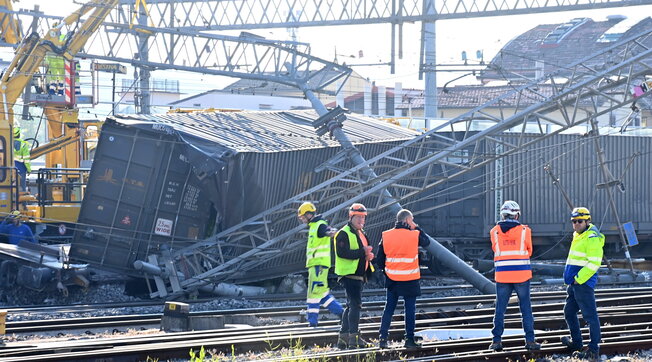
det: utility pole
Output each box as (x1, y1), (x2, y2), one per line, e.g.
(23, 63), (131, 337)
(589, 118), (635, 274)
(544, 161), (616, 272)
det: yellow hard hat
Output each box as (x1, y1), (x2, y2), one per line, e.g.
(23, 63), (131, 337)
(8, 210), (21, 218)
(297, 202), (317, 216)
(349, 203), (367, 217)
(13, 126), (20, 138)
(570, 207), (591, 220)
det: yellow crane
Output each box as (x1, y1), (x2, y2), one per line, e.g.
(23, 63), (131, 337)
(0, 0), (118, 218)
(0, 0), (21, 45)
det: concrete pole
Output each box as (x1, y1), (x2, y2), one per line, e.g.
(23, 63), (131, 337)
(590, 119), (635, 274)
(364, 81), (372, 116)
(336, 81), (345, 107)
(136, 4), (151, 114)
(423, 0), (437, 128)
(394, 82), (402, 117)
(378, 86), (386, 116)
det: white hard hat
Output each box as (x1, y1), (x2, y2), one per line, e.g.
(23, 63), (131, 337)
(500, 200), (521, 217)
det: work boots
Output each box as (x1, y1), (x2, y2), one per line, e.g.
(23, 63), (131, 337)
(489, 341), (503, 351)
(573, 347), (599, 362)
(337, 333), (349, 349)
(378, 338), (388, 349)
(404, 336), (422, 349)
(525, 341), (541, 350)
(560, 336), (582, 352)
(347, 332), (371, 348)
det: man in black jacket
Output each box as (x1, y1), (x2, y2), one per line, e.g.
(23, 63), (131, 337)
(334, 203), (374, 349)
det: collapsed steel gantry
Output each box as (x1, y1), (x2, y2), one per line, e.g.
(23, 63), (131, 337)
(2, 1), (652, 297)
(151, 28), (652, 298)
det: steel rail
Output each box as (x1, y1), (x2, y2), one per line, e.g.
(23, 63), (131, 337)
(6, 287), (651, 334)
(4, 305), (652, 361)
(2, 290), (652, 360)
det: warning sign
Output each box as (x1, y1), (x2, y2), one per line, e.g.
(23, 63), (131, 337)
(154, 218), (173, 236)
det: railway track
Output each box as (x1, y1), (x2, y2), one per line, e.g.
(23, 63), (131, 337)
(4, 286), (651, 334)
(1, 287), (652, 360)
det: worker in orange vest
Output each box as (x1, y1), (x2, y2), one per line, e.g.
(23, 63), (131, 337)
(376, 209), (430, 349)
(489, 200), (541, 352)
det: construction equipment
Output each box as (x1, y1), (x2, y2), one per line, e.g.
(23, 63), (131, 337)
(0, 0), (21, 45)
(0, 0), (118, 222)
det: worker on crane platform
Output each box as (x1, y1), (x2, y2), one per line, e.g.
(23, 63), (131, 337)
(561, 207), (604, 361)
(297, 202), (344, 328)
(13, 125), (31, 192)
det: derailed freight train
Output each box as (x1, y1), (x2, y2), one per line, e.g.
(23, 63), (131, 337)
(69, 111), (652, 292)
(69, 110), (420, 288)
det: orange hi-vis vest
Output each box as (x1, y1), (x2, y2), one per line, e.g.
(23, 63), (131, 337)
(491, 224), (533, 283)
(382, 228), (420, 281)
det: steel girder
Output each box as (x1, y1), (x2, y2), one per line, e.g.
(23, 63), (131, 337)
(79, 23), (352, 93)
(153, 28), (652, 298)
(6, 0), (652, 42)
(108, 0), (652, 30)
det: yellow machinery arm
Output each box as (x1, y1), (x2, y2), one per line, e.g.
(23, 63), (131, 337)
(30, 134), (79, 160)
(0, 0), (22, 45)
(0, 0), (118, 215)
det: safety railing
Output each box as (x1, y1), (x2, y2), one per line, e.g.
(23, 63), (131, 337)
(0, 166), (20, 212)
(36, 168), (91, 206)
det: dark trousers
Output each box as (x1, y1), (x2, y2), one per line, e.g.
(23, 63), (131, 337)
(492, 281), (536, 343)
(564, 283), (601, 353)
(16, 167), (27, 191)
(339, 277), (363, 334)
(379, 289), (417, 340)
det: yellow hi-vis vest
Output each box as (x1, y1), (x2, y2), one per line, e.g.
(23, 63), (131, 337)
(14, 139), (32, 173)
(565, 223), (604, 286)
(334, 224), (368, 276)
(306, 219), (331, 268)
(381, 228), (420, 281)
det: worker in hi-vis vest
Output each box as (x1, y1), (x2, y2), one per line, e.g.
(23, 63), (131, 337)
(376, 208), (430, 350)
(13, 126), (31, 192)
(560, 207), (604, 361)
(297, 202), (343, 327)
(489, 200), (540, 352)
(334, 203), (374, 349)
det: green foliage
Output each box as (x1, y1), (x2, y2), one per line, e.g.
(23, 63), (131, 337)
(189, 345), (207, 362)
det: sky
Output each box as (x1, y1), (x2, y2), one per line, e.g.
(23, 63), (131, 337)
(9, 1), (652, 106)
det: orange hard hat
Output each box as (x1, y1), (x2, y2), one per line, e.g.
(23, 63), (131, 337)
(349, 203), (367, 217)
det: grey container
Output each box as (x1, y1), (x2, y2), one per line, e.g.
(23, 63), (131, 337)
(407, 130), (652, 259)
(70, 121), (215, 273)
(70, 110), (419, 279)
